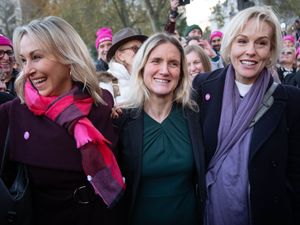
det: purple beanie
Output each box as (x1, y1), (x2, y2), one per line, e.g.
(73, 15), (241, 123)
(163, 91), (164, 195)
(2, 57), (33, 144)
(0, 34), (13, 49)
(95, 27), (113, 49)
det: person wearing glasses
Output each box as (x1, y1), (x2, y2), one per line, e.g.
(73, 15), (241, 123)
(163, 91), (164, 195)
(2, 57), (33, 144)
(100, 28), (147, 105)
(277, 46), (297, 83)
(283, 47), (300, 87)
(0, 34), (18, 96)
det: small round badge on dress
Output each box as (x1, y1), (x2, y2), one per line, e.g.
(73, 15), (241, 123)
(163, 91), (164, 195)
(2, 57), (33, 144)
(205, 93), (211, 101)
(24, 131), (30, 140)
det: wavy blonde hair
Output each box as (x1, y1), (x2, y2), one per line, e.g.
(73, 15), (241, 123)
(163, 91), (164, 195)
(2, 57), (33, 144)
(13, 16), (105, 105)
(124, 32), (198, 111)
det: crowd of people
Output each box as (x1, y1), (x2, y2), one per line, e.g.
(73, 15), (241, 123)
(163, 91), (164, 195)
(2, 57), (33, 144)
(0, 1), (300, 225)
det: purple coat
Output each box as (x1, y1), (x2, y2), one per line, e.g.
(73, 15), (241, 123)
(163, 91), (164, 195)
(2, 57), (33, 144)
(0, 89), (125, 225)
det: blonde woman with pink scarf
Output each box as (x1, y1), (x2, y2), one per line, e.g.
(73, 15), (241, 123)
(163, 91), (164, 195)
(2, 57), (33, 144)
(0, 16), (125, 225)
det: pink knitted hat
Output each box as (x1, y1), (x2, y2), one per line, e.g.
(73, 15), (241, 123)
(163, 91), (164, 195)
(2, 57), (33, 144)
(210, 31), (223, 42)
(95, 27), (113, 49)
(0, 34), (13, 49)
(283, 35), (295, 45)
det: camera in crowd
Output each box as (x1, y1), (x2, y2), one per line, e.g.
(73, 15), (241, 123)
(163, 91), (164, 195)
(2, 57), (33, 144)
(179, 0), (190, 6)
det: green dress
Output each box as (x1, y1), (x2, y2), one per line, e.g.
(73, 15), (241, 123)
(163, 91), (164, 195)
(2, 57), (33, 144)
(132, 105), (198, 225)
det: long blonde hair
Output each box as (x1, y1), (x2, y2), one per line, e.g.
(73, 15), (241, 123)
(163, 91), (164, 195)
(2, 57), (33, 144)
(13, 16), (105, 104)
(124, 32), (198, 111)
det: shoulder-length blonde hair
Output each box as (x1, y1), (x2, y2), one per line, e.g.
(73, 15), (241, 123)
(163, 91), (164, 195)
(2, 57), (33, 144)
(184, 45), (212, 73)
(13, 16), (105, 104)
(124, 32), (198, 111)
(220, 5), (282, 68)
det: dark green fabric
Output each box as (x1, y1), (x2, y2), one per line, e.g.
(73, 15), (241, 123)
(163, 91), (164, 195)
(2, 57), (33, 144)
(132, 106), (198, 225)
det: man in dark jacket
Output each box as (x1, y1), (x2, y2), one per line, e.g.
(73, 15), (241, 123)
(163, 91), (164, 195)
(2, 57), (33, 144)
(0, 34), (18, 96)
(95, 27), (113, 71)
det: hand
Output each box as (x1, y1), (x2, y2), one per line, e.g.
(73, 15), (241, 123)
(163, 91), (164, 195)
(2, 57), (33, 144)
(111, 106), (123, 119)
(198, 39), (217, 58)
(170, 0), (179, 11)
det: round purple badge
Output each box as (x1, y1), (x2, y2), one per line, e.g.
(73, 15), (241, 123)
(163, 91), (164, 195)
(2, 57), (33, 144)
(24, 131), (30, 140)
(205, 93), (211, 101)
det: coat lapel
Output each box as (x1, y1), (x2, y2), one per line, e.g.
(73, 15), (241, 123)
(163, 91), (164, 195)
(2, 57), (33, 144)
(249, 88), (287, 159)
(186, 108), (206, 200)
(125, 110), (144, 210)
(199, 69), (226, 162)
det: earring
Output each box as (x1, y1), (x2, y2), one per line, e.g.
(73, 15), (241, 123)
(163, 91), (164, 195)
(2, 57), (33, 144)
(266, 58), (272, 67)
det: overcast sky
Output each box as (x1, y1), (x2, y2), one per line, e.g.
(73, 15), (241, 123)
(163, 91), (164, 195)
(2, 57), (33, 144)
(185, 0), (225, 29)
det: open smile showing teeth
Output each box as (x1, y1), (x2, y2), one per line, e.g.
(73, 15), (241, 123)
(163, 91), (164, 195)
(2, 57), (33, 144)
(241, 60), (257, 65)
(31, 78), (47, 86)
(155, 78), (169, 83)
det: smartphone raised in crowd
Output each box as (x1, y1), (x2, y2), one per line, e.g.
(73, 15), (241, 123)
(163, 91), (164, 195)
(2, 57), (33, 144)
(179, 0), (190, 6)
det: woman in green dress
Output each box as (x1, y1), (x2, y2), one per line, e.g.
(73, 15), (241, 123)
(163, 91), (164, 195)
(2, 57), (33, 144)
(115, 33), (206, 225)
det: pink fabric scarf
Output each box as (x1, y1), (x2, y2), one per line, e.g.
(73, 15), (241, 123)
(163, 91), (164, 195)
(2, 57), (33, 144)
(24, 81), (125, 208)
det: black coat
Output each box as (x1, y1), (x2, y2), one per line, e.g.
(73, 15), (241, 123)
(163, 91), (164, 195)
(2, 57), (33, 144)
(115, 107), (206, 224)
(193, 67), (300, 225)
(0, 92), (14, 105)
(284, 71), (300, 88)
(96, 58), (109, 71)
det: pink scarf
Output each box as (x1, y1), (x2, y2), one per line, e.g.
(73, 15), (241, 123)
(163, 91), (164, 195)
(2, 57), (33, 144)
(24, 81), (125, 208)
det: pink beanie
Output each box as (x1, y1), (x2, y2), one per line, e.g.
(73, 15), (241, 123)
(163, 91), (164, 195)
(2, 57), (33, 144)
(283, 35), (295, 45)
(95, 27), (113, 49)
(0, 34), (13, 49)
(210, 31), (223, 42)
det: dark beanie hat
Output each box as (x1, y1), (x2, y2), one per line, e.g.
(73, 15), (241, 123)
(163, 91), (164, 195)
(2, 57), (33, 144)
(183, 24), (202, 37)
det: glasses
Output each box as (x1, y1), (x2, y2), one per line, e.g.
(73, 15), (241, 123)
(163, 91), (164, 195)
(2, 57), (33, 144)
(120, 46), (140, 54)
(0, 50), (14, 59)
(281, 51), (293, 55)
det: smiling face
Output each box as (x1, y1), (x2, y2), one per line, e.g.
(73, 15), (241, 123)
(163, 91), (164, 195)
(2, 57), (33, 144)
(230, 18), (273, 84)
(0, 45), (14, 79)
(211, 36), (222, 51)
(143, 42), (181, 100)
(186, 51), (204, 79)
(97, 40), (112, 62)
(20, 34), (72, 97)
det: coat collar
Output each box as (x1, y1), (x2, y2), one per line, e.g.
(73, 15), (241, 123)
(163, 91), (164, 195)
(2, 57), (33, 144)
(199, 68), (287, 161)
